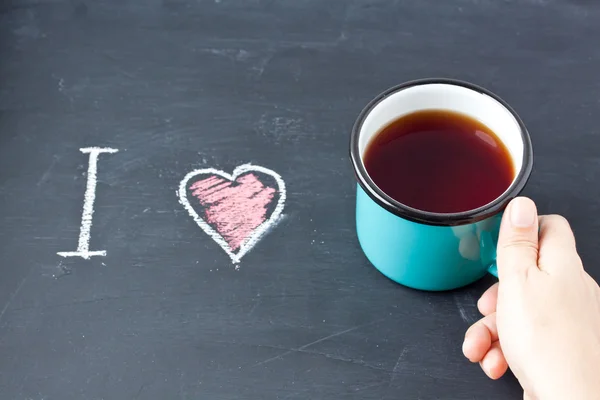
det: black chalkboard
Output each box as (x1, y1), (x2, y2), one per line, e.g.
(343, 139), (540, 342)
(1, 0), (600, 399)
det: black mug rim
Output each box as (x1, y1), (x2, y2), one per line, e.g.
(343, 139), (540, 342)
(350, 78), (534, 227)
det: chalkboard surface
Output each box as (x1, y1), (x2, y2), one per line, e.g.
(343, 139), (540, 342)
(1, 0), (600, 399)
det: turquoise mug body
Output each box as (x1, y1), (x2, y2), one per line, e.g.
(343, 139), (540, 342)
(350, 79), (533, 291)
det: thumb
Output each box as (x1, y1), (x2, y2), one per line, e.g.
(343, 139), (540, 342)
(496, 197), (540, 281)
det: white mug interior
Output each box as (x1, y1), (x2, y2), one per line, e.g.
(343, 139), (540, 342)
(357, 83), (525, 207)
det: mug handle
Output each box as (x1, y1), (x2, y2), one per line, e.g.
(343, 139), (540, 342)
(480, 230), (498, 278)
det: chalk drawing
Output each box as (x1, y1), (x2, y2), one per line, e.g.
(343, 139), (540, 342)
(178, 164), (286, 264)
(57, 147), (119, 259)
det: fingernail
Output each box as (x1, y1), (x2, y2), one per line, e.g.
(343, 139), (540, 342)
(481, 356), (492, 376)
(476, 297), (484, 314)
(509, 197), (536, 228)
(462, 336), (472, 358)
(481, 356), (500, 379)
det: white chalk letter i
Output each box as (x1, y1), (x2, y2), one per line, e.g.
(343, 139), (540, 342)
(57, 147), (119, 259)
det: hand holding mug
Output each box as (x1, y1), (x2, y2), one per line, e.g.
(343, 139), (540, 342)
(463, 197), (600, 399)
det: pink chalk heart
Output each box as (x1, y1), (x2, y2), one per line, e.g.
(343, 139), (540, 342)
(178, 164), (286, 264)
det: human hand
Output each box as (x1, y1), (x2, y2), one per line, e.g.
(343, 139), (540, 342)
(462, 197), (600, 399)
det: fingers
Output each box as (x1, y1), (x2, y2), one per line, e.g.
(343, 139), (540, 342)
(497, 197), (540, 281)
(463, 313), (508, 380)
(538, 214), (581, 274)
(462, 313), (498, 362)
(480, 341), (508, 380)
(539, 215), (576, 251)
(477, 283), (498, 316)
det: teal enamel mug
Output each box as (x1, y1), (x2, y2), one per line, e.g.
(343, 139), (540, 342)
(350, 78), (533, 291)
